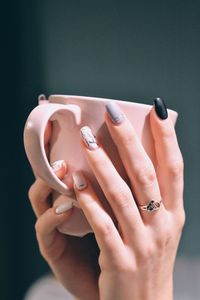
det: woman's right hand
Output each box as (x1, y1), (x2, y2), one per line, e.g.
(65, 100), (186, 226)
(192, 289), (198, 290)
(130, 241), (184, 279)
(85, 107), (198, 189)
(28, 122), (100, 300)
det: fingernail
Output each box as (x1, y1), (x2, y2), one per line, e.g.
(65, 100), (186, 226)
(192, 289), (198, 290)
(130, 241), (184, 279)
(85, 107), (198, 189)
(154, 98), (168, 120)
(55, 200), (73, 214)
(72, 171), (87, 190)
(80, 126), (99, 150)
(105, 102), (125, 125)
(51, 160), (65, 172)
(38, 94), (49, 105)
(38, 94), (46, 101)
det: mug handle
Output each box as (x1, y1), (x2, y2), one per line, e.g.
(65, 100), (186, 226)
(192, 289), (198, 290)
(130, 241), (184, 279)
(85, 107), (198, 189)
(23, 103), (81, 195)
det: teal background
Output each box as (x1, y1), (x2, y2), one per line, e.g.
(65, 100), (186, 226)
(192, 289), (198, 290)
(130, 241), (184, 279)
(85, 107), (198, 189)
(1, 1), (200, 299)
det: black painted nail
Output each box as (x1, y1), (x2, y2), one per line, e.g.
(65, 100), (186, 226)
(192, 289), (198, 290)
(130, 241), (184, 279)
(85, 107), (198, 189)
(154, 98), (168, 120)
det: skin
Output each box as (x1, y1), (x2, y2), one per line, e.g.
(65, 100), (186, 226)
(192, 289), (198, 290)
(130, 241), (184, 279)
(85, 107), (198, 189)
(29, 122), (100, 300)
(28, 106), (185, 300)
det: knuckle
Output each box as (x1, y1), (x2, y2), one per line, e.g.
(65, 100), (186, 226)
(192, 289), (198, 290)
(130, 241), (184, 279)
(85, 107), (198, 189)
(154, 218), (175, 249)
(167, 159), (184, 179)
(28, 184), (34, 201)
(136, 245), (155, 263)
(98, 255), (120, 272)
(180, 211), (186, 228)
(176, 210), (186, 231)
(39, 245), (58, 262)
(34, 219), (42, 235)
(155, 232), (172, 249)
(98, 253), (112, 270)
(108, 186), (132, 209)
(135, 167), (157, 188)
(36, 243), (53, 261)
(98, 254), (104, 267)
(96, 218), (114, 238)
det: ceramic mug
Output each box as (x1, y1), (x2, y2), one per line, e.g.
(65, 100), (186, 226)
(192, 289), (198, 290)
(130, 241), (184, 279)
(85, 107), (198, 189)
(23, 95), (178, 236)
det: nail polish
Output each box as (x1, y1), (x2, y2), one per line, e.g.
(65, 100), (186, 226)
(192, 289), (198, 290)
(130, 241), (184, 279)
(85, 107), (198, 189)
(51, 160), (65, 172)
(38, 94), (46, 101)
(154, 98), (168, 120)
(55, 201), (73, 214)
(72, 171), (87, 190)
(105, 102), (125, 124)
(38, 94), (49, 105)
(80, 126), (99, 150)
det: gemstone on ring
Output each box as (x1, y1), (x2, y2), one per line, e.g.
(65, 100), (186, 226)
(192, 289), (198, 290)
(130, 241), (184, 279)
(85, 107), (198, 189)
(139, 200), (162, 212)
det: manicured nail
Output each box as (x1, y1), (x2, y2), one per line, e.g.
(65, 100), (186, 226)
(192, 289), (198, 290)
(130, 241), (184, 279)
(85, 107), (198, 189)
(38, 94), (46, 101)
(51, 160), (65, 172)
(38, 94), (48, 105)
(154, 98), (168, 120)
(105, 102), (125, 124)
(72, 171), (87, 190)
(80, 126), (99, 150)
(55, 200), (73, 214)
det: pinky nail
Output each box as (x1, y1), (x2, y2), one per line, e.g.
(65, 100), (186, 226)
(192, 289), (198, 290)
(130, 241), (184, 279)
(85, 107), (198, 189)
(72, 171), (87, 190)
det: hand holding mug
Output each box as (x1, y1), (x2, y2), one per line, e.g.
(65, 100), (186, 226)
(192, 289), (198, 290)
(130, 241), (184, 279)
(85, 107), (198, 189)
(28, 122), (100, 300)
(27, 97), (184, 300)
(71, 98), (185, 299)
(24, 95), (178, 237)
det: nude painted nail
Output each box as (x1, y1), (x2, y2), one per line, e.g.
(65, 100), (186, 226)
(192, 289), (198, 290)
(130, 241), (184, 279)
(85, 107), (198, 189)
(72, 171), (87, 190)
(51, 160), (65, 172)
(80, 126), (99, 150)
(105, 102), (125, 124)
(55, 200), (73, 214)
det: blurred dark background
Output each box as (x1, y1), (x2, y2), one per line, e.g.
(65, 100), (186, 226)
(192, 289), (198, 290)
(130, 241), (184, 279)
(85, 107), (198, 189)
(1, 0), (200, 299)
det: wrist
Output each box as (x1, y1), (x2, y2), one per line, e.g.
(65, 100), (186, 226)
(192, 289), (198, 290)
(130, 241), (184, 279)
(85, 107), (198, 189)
(133, 277), (173, 300)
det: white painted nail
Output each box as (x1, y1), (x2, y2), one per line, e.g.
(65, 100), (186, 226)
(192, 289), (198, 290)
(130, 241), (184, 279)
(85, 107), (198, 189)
(51, 160), (65, 172)
(55, 200), (73, 214)
(80, 126), (99, 150)
(72, 171), (87, 190)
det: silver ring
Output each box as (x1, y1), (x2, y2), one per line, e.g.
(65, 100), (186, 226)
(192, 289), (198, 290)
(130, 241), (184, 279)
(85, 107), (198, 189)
(139, 200), (162, 212)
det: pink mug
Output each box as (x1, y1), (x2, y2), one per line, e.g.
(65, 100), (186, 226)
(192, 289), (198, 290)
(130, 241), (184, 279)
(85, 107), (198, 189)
(23, 95), (178, 236)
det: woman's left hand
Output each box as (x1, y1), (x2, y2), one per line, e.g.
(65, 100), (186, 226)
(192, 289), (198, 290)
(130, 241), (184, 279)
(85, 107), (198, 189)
(72, 99), (185, 300)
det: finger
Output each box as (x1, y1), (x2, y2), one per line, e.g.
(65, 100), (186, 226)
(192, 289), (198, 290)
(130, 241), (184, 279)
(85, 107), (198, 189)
(150, 98), (184, 210)
(104, 102), (164, 224)
(79, 127), (144, 239)
(72, 171), (126, 260)
(35, 206), (72, 262)
(28, 160), (67, 217)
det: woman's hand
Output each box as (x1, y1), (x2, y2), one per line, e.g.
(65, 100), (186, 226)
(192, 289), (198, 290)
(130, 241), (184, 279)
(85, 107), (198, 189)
(28, 122), (100, 300)
(72, 98), (185, 300)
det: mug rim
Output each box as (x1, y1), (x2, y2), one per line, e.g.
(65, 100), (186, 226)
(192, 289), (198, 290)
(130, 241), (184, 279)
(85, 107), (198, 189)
(48, 94), (178, 118)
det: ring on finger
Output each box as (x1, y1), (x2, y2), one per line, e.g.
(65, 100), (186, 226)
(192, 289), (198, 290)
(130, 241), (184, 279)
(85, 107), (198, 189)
(138, 199), (162, 212)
